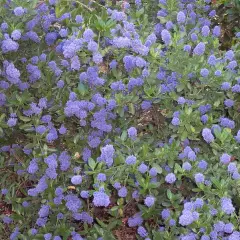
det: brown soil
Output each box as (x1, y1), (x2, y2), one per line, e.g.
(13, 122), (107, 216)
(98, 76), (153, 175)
(113, 226), (137, 240)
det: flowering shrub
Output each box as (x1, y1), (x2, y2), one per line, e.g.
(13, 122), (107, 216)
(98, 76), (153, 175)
(0, 0), (240, 239)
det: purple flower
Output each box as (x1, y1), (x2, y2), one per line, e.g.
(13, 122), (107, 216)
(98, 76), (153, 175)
(221, 82), (231, 90)
(22, 201), (29, 207)
(141, 101), (151, 111)
(219, 117), (235, 129)
(71, 175), (82, 185)
(28, 159), (39, 174)
(1, 22), (8, 31)
(228, 163), (237, 173)
(128, 213), (143, 227)
(57, 80), (64, 88)
(177, 11), (186, 24)
(113, 182), (121, 189)
(232, 171), (240, 180)
(126, 155), (137, 165)
(127, 127), (137, 140)
(71, 56), (80, 70)
(80, 191), (89, 199)
(169, 219), (176, 226)
(221, 197), (235, 214)
(161, 30), (171, 45)
(99, 144), (115, 167)
(44, 233), (52, 240)
(202, 128), (214, 143)
(65, 194), (82, 212)
(207, 55), (216, 65)
(224, 223), (234, 233)
(138, 163), (148, 173)
(38, 205), (50, 218)
(118, 187), (127, 197)
(149, 167), (158, 177)
(184, 45), (191, 52)
(5, 62), (20, 84)
(35, 125), (46, 134)
(59, 29), (68, 38)
(232, 84), (240, 93)
(225, 50), (235, 61)
(200, 68), (209, 77)
(171, 117), (180, 126)
(213, 26), (221, 37)
(93, 191), (110, 207)
(179, 210), (194, 226)
(220, 153), (231, 164)
(144, 195), (155, 207)
(201, 115), (208, 124)
(44, 154), (57, 169)
(59, 125), (67, 134)
(198, 160), (208, 170)
(194, 173), (205, 183)
(97, 173), (106, 182)
(137, 226), (148, 238)
(83, 29), (94, 41)
(36, 217), (48, 227)
(193, 42), (205, 55)
(166, 21), (174, 30)
(112, 37), (131, 48)
(10, 227), (20, 240)
(11, 30), (21, 40)
(158, 9), (168, 17)
(132, 190), (139, 199)
(14, 7), (25, 16)
(7, 118), (17, 127)
(88, 41), (98, 52)
(194, 198), (204, 209)
(109, 60), (117, 69)
(177, 97), (186, 105)
(191, 33), (198, 41)
(55, 187), (63, 196)
(75, 15), (83, 23)
(45, 32), (58, 46)
(53, 236), (61, 240)
(227, 61), (237, 70)
(165, 173), (176, 184)
(73, 212), (93, 224)
(183, 162), (192, 171)
(201, 25), (210, 37)
(31, 228), (38, 236)
(49, 0), (57, 5)
(3, 216), (12, 224)
(135, 0), (142, 6)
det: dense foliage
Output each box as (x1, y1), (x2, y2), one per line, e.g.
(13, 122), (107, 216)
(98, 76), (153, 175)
(212, 0), (240, 49)
(0, 0), (240, 239)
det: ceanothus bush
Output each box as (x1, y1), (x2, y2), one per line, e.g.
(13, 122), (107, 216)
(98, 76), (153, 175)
(0, 0), (240, 239)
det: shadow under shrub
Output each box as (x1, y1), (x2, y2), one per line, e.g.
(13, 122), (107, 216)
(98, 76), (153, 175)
(0, 0), (240, 239)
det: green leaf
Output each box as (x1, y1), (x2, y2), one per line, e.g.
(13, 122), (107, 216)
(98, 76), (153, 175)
(18, 116), (31, 122)
(174, 163), (183, 173)
(78, 82), (88, 95)
(121, 130), (127, 141)
(152, 164), (163, 174)
(167, 189), (173, 200)
(136, 8), (144, 17)
(96, 218), (108, 228)
(88, 158), (96, 170)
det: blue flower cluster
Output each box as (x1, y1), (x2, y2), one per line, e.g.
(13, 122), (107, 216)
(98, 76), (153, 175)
(0, 0), (240, 239)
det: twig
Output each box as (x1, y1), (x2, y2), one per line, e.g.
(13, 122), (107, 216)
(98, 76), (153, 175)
(74, 0), (93, 12)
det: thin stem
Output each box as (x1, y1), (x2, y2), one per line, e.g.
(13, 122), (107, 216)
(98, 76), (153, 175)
(98, 31), (101, 47)
(74, 0), (93, 12)
(91, 0), (105, 9)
